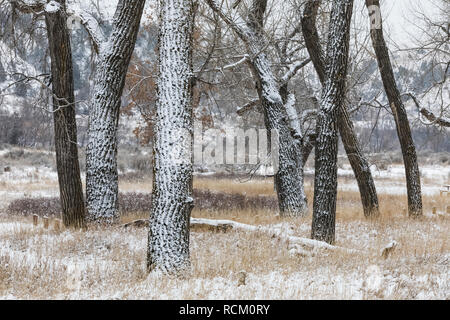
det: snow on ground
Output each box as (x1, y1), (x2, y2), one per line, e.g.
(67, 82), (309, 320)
(0, 155), (448, 299)
(0, 149), (10, 157)
(0, 166), (59, 210)
(301, 163), (450, 196)
(0, 162), (448, 211)
(1, 166), (58, 184)
(0, 216), (447, 299)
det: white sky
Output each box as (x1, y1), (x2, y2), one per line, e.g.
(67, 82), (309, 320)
(383, 0), (442, 47)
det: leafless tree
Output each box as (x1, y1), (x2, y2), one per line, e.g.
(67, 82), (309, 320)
(311, 0), (354, 244)
(147, 0), (194, 274)
(365, 0), (423, 217)
(7, 0), (86, 228)
(205, 0), (312, 217)
(74, 0), (146, 223)
(302, 0), (379, 218)
(403, 0), (449, 128)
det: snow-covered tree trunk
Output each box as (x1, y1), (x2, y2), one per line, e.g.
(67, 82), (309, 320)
(85, 0), (145, 223)
(365, 0), (423, 217)
(147, 0), (194, 274)
(45, 0), (86, 228)
(206, 0), (308, 217)
(302, 0), (379, 218)
(311, 0), (354, 244)
(255, 53), (308, 217)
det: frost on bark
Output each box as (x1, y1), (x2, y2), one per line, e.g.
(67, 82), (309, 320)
(147, 0), (194, 274)
(206, 0), (308, 217)
(45, 0), (86, 228)
(302, 0), (379, 218)
(311, 0), (353, 244)
(365, 0), (423, 217)
(85, 0), (145, 223)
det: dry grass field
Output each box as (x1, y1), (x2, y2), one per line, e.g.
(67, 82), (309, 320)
(0, 159), (449, 299)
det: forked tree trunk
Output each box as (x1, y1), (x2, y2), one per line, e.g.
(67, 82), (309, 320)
(248, 1), (307, 217)
(147, 0), (195, 274)
(312, 0), (354, 244)
(254, 53), (308, 217)
(302, 0), (379, 218)
(86, 0), (145, 223)
(45, 0), (85, 228)
(365, 0), (423, 217)
(206, 0), (308, 217)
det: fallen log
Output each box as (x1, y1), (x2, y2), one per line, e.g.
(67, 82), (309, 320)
(191, 218), (361, 254)
(123, 217), (361, 254)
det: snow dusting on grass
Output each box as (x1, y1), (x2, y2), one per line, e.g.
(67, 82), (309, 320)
(0, 154), (448, 299)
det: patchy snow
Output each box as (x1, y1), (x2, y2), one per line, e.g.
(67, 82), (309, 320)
(45, 1), (61, 13)
(0, 166), (57, 183)
(304, 164), (450, 196)
(0, 216), (447, 299)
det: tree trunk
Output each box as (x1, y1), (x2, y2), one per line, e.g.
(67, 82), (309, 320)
(45, 0), (85, 228)
(206, 0), (308, 217)
(338, 110), (379, 217)
(365, 0), (423, 217)
(251, 49), (308, 217)
(86, 0), (145, 223)
(302, 0), (379, 218)
(147, 0), (194, 274)
(311, 0), (354, 244)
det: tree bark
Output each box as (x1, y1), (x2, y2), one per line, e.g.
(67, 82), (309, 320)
(147, 0), (194, 274)
(45, 0), (86, 228)
(365, 0), (423, 217)
(206, 0), (308, 217)
(86, 0), (145, 223)
(302, 0), (379, 218)
(311, 0), (354, 244)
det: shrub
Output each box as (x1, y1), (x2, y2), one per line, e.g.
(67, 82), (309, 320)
(7, 191), (278, 218)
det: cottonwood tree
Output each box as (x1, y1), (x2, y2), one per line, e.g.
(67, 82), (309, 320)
(365, 0), (423, 217)
(205, 0), (309, 217)
(302, 0), (379, 218)
(311, 0), (353, 244)
(75, 0), (146, 223)
(45, 0), (86, 228)
(147, 0), (195, 274)
(8, 0), (86, 228)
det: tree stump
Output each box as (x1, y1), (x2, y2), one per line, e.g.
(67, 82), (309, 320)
(33, 214), (38, 226)
(381, 241), (398, 259)
(54, 219), (61, 232)
(237, 271), (247, 286)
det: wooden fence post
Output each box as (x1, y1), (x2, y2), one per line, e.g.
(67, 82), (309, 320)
(43, 216), (49, 229)
(54, 219), (60, 232)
